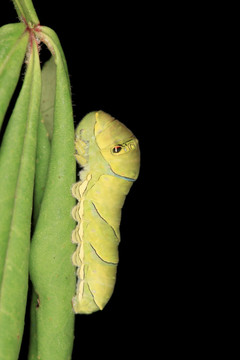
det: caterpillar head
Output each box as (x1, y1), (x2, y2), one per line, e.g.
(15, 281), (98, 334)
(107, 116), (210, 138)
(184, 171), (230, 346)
(95, 111), (140, 180)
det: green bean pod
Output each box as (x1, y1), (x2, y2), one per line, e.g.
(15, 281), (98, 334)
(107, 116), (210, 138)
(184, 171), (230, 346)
(29, 27), (76, 360)
(0, 38), (41, 360)
(0, 23), (29, 129)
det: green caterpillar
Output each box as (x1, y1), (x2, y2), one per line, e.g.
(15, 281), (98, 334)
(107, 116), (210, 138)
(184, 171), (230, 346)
(71, 111), (140, 314)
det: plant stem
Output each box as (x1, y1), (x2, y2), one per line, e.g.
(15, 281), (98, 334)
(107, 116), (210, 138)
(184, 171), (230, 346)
(11, 0), (39, 26)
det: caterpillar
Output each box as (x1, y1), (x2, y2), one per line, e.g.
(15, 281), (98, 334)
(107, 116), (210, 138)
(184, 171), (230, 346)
(71, 110), (140, 314)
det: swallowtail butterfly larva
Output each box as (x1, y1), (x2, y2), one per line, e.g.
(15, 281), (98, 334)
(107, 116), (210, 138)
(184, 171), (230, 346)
(71, 111), (140, 314)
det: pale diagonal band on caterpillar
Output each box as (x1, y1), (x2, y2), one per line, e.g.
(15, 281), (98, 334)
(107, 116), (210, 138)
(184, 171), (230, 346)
(71, 171), (118, 313)
(91, 200), (120, 242)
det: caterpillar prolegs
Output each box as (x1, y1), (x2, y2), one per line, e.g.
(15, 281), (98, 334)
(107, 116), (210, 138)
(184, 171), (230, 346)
(71, 111), (140, 314)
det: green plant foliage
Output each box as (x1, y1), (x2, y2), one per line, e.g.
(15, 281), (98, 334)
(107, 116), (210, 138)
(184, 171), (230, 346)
(40, 56), (56, 140)
(33, 116), (51, 225)
(29, 27), (76, 360)
(0, 23), (29, 129)
(0, 37), (41, 360)
(0, 1), (76, 359)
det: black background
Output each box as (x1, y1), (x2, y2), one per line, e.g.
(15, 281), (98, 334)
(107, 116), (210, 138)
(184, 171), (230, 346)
(1, 1), (157, 359)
